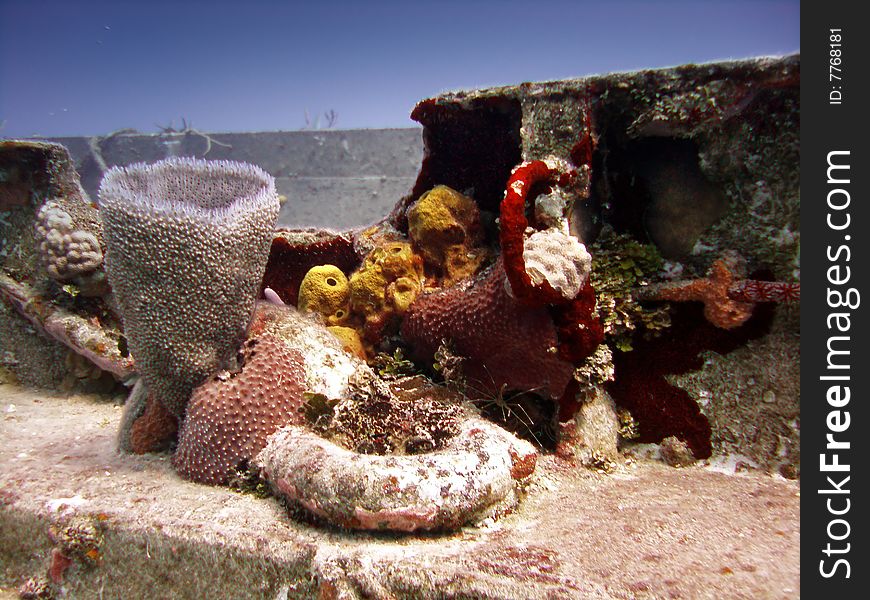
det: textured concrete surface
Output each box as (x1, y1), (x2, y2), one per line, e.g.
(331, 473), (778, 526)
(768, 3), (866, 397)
(48, 128), (423, 230)
(1, 386), (799, 599)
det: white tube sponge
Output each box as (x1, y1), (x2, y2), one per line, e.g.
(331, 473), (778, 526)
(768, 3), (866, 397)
(98, 157), (280, 418)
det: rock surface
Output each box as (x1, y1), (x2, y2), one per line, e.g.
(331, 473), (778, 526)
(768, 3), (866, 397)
(1, 387), (799, 599)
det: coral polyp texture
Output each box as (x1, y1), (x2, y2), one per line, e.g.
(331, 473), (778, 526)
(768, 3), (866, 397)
(257, 417), (537, 532)
(402, 258), (575, 402)
(521, 228), (591, 302)
(98, 157), (280, 419)
(34, 200), (106, 294)
(173, 333), (307, 485)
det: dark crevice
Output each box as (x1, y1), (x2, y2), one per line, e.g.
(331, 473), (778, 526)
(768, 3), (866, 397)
(391, 98), (523, 232)
(590, 117), (728, 259)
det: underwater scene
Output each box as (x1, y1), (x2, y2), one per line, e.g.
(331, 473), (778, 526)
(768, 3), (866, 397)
(0, 54), (800, 599)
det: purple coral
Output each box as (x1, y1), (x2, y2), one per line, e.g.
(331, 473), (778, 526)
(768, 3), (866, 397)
(98, 157), (280, 419)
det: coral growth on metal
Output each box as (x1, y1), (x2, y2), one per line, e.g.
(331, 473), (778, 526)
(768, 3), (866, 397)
(635, 254), (800, 329)
(0, 56), (801, 535)
(258, 416), (537, 532)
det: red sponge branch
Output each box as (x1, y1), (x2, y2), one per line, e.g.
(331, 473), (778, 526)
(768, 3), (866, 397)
(499, 160), (560, 306)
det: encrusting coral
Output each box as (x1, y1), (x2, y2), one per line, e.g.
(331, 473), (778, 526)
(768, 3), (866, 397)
(248, 302), (360, 401)
(173, 292), (391, 485)
(406, 185), (488, 286)
(321, 372), (465, 456)
(173, 333), (307, 485)
(98, 157), (280, 420)
(257, 416), (537, 532)
(587, 227), (671, 352)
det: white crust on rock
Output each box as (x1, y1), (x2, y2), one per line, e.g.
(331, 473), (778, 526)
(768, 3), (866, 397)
(256, 418), (537, 532)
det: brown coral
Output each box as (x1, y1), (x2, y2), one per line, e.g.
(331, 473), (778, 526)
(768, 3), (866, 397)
(406, 185), (487, 285)
(173, 333), (307, 485)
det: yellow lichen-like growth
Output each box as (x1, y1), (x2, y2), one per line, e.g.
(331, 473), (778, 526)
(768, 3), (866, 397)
(298, 265), (351, 326)
(327, 325), (367, 360)
(349, 241), (424, 340)
(407, 185), (487, 285)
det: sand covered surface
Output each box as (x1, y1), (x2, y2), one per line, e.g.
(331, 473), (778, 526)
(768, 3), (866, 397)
(1, 385), (798, 599)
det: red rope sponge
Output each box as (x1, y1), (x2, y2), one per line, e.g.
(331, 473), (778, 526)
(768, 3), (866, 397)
(499, 160), (559, 306)
(498, 159), (604, 374)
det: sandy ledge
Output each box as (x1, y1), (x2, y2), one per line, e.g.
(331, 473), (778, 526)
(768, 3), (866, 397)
(0, 385), (799, 599)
